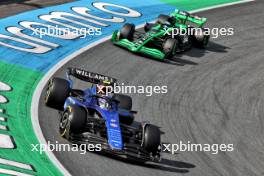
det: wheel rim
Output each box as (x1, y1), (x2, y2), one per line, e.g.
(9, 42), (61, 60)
(60, 112), (69, 136)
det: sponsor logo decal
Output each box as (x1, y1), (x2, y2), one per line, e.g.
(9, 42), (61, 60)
(0, 2), (141, 54)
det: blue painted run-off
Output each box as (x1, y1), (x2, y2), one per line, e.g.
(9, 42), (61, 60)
(0, 0), (175, 73)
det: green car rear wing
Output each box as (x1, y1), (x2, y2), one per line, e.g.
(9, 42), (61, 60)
(170, 10), (207, 27)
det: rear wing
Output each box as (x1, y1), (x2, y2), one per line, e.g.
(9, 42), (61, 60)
(170, 10), (207, 27)
(67, 67), (117, 85)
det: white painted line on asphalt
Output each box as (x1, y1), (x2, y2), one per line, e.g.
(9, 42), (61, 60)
(0, 109), (4, 113)
(31, 1), (254, 175)
(0, 158), (33, 171)
(0, 168), (33, 176)
(0, 134), (15, 149)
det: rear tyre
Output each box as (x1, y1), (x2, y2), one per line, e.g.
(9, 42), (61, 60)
(113, 94), (132, 110)
(113, 94), (134, 125)
(144, 23), (155, 32)
(60, 105), (87, 137)
(193, 28), (210, 48)
(119, 115), (134, 125)
(120, 23), (135, 41)
(45, 77), (70, 110)
(163, 38), (178, 59)
(156, 14), (175, 25)
(142, 124), (161, 153)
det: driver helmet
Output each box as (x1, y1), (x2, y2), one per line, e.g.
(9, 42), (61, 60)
(98, 97), (109, 109)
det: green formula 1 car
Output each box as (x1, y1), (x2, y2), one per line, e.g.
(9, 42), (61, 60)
(111, 10), (210, 60)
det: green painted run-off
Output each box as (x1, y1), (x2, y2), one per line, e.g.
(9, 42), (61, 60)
(0, 61), (62, 175)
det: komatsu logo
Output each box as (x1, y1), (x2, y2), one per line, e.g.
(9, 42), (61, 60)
(0, 2), (142, 54)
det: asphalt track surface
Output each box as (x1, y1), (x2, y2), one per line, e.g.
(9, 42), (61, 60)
(39, 1), (264, 176)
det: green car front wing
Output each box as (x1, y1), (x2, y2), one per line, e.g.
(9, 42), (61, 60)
(111, 30), (166, 60)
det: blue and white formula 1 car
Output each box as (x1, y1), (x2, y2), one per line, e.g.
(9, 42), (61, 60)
(44, 67), (161, 162)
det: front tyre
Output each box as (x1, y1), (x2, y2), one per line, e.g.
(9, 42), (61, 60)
(60, 105), (87, 137)
(45, 77), (70, 110)
(142, 124), (161, 153)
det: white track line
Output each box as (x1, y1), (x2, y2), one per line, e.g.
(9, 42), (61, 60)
(0, 82), (11, 91)
(0, 95), (8, 103)
(0, 158), (33, 171)
(0, 125), (7, 131)
(0, 168), (33, 176)
(0, 134), (15, 149)
(31, 0), (254, 175)
(0, 117), (6, 121)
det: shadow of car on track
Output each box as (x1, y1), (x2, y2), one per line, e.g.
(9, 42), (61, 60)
(118, 41), (229, 66)
(84, 120), (195, 174)
(94, 150), (195, 174)
(131, 158), (195, 173)
(169, 41), (230, 66)
(184, 41), (229, 58)
(54, 120), (195, 174)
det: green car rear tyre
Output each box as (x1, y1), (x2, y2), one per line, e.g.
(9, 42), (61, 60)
(120, 23), (135, 41)
(157, 14), (176, 25)
(193, 28), (210, 48)
(163, 38), (178, 59)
